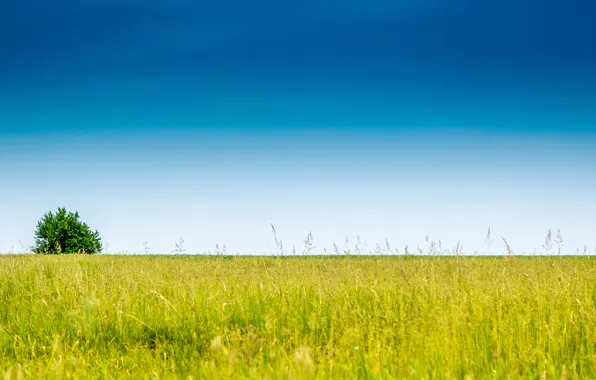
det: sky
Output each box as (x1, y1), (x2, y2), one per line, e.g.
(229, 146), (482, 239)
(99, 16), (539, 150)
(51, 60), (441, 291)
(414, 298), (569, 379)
(1, 0), (595, 254)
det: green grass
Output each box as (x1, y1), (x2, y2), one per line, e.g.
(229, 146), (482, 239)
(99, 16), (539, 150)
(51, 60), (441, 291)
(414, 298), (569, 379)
(1, 255), (596, 379)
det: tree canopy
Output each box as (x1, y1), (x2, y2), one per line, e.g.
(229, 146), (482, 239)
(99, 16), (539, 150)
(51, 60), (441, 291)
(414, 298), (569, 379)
(33, 207), (102, 254)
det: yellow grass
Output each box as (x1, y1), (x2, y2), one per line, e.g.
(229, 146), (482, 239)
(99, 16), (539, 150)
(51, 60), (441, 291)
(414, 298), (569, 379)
(1, 255), (595, 379)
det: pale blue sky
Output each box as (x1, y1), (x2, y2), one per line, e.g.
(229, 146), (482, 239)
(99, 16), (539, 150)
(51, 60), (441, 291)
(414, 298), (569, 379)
(1, 127), (595, 254)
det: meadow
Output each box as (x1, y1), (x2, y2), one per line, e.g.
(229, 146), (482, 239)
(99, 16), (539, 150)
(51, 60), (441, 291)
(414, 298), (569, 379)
(1, 254), (596, 379)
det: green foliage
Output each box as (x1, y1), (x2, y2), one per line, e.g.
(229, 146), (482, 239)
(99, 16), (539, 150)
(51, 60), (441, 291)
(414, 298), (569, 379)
(32, 207), (102, 254)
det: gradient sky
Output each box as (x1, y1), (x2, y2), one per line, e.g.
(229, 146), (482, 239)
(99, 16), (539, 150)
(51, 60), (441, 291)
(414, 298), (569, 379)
(1, 0), (595, 254)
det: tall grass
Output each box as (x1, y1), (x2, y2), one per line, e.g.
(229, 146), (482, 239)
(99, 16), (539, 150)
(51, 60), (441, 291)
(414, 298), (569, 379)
(1, 255), (596, 378)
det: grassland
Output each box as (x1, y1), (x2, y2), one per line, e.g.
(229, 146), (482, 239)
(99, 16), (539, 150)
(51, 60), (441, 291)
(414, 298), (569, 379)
(1, 255), (596, 379)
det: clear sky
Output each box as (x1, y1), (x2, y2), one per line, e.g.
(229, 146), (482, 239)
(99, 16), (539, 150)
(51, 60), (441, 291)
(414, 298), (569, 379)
(1, 0), (595, 254)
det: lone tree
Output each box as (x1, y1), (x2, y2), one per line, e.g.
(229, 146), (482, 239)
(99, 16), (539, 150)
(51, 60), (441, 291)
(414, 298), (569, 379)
(33, 207), (102, 254)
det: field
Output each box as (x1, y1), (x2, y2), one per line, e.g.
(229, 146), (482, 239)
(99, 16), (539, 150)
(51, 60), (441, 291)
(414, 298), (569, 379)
(1, 255), (596, 379)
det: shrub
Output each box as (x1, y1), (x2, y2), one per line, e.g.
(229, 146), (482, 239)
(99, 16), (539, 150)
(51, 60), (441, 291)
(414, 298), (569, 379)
(32, 207), (102, 254)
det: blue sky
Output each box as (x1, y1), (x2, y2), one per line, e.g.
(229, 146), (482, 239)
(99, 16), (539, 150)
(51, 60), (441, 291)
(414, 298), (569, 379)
(1, 0), (595, 254)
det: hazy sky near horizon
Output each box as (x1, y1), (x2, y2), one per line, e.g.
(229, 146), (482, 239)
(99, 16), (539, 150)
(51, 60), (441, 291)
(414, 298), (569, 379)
(1, 0), (595, 254)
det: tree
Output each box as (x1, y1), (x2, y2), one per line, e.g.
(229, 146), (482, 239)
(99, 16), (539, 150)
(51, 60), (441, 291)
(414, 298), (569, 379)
(33, 207), (102, 254)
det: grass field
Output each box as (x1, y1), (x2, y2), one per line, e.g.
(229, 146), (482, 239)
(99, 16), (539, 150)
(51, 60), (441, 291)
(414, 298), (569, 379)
(1, 255), (596, 379)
